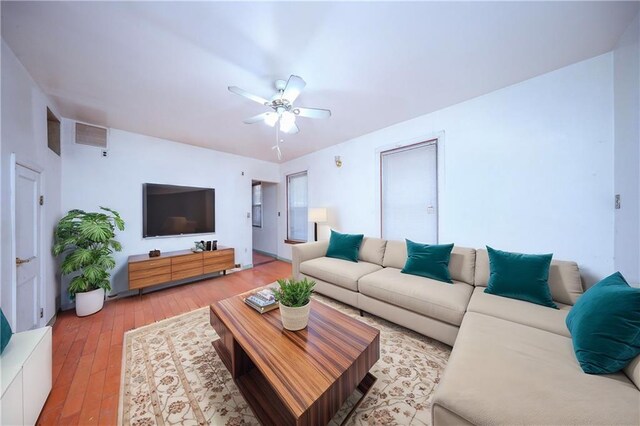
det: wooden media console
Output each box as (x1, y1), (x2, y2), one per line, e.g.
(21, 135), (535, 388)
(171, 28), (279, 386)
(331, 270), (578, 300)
(127, 247), (235, 293)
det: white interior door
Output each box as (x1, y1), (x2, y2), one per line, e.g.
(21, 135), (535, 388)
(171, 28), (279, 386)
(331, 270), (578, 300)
(15, 164), (42, 332)
(381, 141), (438, 243)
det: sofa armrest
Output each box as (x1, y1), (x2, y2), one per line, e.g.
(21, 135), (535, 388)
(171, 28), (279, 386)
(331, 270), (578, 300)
(292, 241), (329, 279)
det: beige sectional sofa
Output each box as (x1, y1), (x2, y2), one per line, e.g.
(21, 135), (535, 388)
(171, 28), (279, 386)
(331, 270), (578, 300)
(292, 238), (640, 425)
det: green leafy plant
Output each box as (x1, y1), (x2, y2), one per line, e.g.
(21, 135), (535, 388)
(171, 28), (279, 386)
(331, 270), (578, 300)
(273, 277), (316, 307)
(53, 207), (125, 299)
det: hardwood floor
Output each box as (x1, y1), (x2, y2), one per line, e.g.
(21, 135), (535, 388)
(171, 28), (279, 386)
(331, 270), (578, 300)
(37, 260), (292, 425)
(252, 250), (277, 266)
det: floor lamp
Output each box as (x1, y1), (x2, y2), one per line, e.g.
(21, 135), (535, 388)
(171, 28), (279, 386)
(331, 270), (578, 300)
(308, 208), (328, 241)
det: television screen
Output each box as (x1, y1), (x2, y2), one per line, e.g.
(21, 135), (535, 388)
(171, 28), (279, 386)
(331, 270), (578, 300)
(143, 183), (215, 237)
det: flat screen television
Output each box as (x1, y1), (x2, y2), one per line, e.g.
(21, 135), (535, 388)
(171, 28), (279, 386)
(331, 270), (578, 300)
(143, 183), (215, 237)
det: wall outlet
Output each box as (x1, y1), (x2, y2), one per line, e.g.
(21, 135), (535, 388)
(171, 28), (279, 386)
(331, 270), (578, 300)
(101, 150), (108, 157)
(234, 263), (241, 268)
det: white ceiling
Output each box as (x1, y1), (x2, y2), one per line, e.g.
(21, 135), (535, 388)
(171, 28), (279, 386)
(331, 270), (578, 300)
(2, 2), (637, 162)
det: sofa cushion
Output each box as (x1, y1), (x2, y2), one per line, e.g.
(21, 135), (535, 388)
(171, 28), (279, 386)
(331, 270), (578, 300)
(326, 230), (364, 262)
(484, 246), (557, 309)
(358, 267), (473, 326)
(358, 237), (387, 265)
(402, 240), (454, 283)
(433, 312), (640, 426)
(383, 240), (476, 285)
(467, 287), (571, 337)
(474, 248), (583, 305)
(299, 257), (381, 291)
(566, 272), (640, 375)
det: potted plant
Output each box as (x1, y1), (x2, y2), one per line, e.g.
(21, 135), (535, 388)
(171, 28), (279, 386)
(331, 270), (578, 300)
(273, 277), (316, 331)
(53, 207), (125, 317)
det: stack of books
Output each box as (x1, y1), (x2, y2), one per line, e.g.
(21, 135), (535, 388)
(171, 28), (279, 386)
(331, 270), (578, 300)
(244, 288), (278, 313)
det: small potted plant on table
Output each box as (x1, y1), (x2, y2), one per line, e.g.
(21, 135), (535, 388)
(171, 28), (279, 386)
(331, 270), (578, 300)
(274, 278), (316, 331)
(53, 207), (125, 317)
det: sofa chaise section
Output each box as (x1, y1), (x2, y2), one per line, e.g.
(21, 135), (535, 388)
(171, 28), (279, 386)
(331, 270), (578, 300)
(433, 312), (640, 426)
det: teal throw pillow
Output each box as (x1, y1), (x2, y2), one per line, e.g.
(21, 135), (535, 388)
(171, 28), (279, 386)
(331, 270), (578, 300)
(1, 309), (12, 354)
(566, 272), (640, 374)
(401, 240), (454, 283)
(325, 230), (364, 262)
(484, 246), (557, 309)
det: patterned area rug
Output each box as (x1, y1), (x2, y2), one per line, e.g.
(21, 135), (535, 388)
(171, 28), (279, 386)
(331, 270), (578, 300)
(118, 295), (451, 425)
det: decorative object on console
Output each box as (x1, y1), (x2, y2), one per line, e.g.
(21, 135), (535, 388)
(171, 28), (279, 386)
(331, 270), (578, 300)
(205, 241), (212, 251)
(401, 240), (454, 283)
(192, 241), (205, 252)
(308, 207), (328, 241)
(148, 249), (161, 258)
(211, 240), (218, 250)
(566, 271), (640, 374)
(326, 229), (364, 262)
(273, 277), (316, 331)
(53, 206), (125, 317)
(484, 246), (557, 309)
(228, 75), (331, 159)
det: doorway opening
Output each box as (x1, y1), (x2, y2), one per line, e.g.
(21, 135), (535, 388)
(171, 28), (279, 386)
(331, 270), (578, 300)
(251, 180), (278, 266)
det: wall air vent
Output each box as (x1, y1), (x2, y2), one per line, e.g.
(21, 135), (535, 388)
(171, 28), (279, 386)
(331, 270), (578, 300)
(75, 122), (108, 148)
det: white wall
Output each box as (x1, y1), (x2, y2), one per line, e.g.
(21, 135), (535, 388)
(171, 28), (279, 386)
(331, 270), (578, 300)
(60, 124), (279, 308)
(613, 12), (640, 285)
(278, 53), (615, 287)
(1, 40), (62, 326)
(252, 182), (278, 256)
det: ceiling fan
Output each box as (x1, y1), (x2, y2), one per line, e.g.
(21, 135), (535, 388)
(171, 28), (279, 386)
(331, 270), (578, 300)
(228, 75), (331, 135)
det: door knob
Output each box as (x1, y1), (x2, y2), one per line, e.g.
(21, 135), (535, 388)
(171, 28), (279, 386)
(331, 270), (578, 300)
(16, 256), (35, 266)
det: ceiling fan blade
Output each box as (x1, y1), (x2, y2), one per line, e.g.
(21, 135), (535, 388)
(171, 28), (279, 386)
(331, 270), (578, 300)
(281, 75), (306, 103)
(228, 86), (270, 106)
(243, 112), (272, 124)
(282, 122), (299, 134)
(294, 107), (331, 119)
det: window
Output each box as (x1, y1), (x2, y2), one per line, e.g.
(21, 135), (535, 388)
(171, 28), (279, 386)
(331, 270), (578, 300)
(287, 171), (308, 242)
(252, 183), (262, 227)
(381, 140), (438, 242)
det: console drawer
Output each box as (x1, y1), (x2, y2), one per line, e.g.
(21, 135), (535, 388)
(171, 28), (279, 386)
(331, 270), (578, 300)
(129, 266), (171, 280)
(172, 266), (204, 281)
(129, 257), (171, 272)
(172, 260), (202, 272)
(130, 273), (172, 289)
(172, 253), (202, 264)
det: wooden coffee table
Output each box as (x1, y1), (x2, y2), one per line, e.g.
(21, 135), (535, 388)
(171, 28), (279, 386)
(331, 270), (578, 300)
(209, 290), (380, 426)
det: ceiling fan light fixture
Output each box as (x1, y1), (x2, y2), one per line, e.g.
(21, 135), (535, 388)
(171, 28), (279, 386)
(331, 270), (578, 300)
(264, 113), (278, 127)
(280, 111), (296, 133)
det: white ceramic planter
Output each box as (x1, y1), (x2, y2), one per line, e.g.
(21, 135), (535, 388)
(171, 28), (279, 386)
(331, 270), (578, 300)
(279, 302), (311, 331)
(75, 288), (105, 317)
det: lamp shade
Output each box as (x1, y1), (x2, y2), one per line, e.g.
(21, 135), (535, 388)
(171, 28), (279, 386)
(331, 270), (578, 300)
(308, 207), (328, 223)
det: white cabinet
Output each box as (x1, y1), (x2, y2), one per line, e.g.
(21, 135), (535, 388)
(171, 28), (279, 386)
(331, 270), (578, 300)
(0, 327), (52, 426)
(1, 372), (23, 425)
